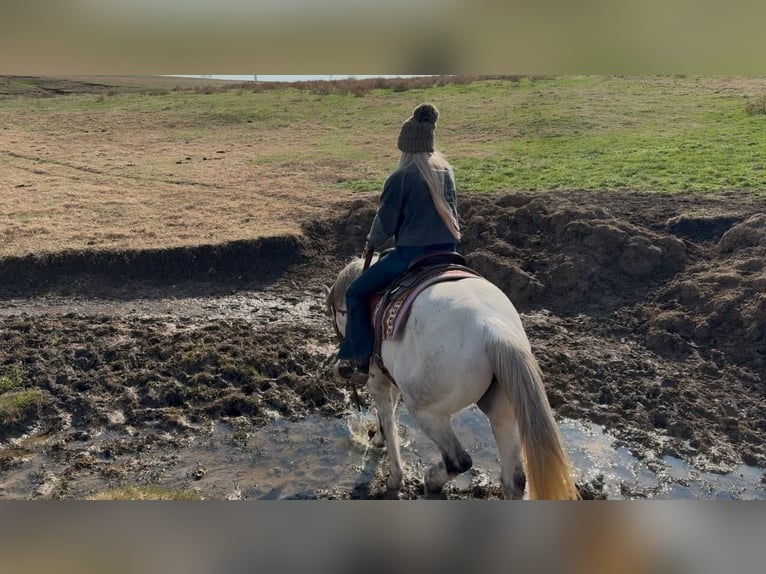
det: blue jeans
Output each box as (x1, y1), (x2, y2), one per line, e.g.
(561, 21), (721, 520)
(337, 243), (457, 362)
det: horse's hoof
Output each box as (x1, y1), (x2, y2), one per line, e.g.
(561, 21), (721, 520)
(424, 463), (448, 493)
(370, 430), (385, 448)
(423, 477), (444, 496)
(387, 474), (403, 492)
(422, 485), (446, 499)
(424, 483), (443, 495)
(383, 489), (401, 500)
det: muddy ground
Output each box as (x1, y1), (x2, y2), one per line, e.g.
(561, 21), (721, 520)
(1, 191), (764, 499)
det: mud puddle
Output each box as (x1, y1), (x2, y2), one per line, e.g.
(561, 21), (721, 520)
(202, 408), (766, 500)
(8, 406), (761, 500)
(0, 289), (323, 327)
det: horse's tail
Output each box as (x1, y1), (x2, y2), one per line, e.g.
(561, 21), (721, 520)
(487, 333), (580, 500)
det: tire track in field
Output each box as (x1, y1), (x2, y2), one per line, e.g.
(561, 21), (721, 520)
(4, 150), (224, 189)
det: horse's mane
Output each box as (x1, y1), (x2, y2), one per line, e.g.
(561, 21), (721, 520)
(325, 258), (365, 314)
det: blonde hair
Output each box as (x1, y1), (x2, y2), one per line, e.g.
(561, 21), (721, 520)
(399, 151), (460, 240)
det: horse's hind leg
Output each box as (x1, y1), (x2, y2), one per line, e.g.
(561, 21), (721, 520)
(367, 374), (402, 491)
(478, 381), (525, 499)
(410, 410), (472, 494)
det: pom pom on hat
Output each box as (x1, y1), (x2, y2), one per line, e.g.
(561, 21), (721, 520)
(412, 103), (438, 124)
(398, 103), (439, 153)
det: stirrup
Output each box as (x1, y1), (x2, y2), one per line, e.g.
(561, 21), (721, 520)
(335, 359), (355, 380)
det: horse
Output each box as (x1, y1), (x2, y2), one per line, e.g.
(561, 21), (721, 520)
(324, 255), (580, 500)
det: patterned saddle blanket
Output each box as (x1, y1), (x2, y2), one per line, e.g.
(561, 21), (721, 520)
(370, 252), (482, 380)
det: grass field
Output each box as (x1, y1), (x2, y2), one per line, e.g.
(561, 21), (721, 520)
(1, 75), (765, 257)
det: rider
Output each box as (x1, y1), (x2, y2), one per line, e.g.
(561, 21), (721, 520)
(337, 103), (461, 384)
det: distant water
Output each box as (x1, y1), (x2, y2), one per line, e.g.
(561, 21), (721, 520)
(168, 75), (428, 82)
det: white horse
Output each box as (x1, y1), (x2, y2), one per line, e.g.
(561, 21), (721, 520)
(325, 257), (580, 500)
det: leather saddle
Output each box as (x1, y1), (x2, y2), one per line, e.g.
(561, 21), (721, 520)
(369, 251), (482, 383)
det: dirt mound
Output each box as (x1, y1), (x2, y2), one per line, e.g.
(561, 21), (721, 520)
(316, 191), (756, 317)
(665, 214), (742, 243)
(459, 195), (688, 314)
(645, 213), (766, 381)
(718, 214), (766, 251)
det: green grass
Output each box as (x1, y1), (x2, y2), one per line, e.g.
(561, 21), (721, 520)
(87, 486), (202, 500)
(440, 76), (766, 193)
(223, 76), (763, 194)
(0, 364), (24, 394)
(0, 389), (47, 426)
(0, 365), (49, 429)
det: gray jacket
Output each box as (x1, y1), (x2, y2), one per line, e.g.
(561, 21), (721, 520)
(367, 163), (459, 250)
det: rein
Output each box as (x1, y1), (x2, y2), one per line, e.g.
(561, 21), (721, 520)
(362, 245), (374, 272)
(331, 245), (373, 341)
(330, 306), (346, 341)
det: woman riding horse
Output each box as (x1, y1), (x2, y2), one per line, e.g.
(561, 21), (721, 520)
(336, 103), (461, 385)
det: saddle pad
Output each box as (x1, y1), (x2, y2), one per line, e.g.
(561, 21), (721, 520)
(375, 269), (478, 340)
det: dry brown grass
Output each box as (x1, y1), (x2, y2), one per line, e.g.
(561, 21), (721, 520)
(2, 134), (336, 257)
(0, 74), (256, 95)
(746, 93), (766, 115)
(1, 83), (363, 257)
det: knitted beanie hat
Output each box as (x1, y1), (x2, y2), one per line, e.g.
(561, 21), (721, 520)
(397, 103), (438, 153)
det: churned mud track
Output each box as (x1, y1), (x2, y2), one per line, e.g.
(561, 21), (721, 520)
(1, 190), (764, 498)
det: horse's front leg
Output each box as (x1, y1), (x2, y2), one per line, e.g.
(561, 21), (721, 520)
(367, 372), (402, 492)
(371, 413), (386, 449)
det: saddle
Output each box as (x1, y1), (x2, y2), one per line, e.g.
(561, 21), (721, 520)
(369, 251), (482, 383)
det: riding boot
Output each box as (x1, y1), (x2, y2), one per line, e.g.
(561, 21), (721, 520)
(335, 357), (369, 380)
(348, 357), (370, 386)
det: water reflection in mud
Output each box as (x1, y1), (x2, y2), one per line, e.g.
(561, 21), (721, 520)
(0, 290), (323, 327)
(175, 406), (765, 500)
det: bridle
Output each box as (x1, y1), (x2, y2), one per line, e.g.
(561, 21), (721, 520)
(330, 304), (347, 341)
(329, 245), (374, 342)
